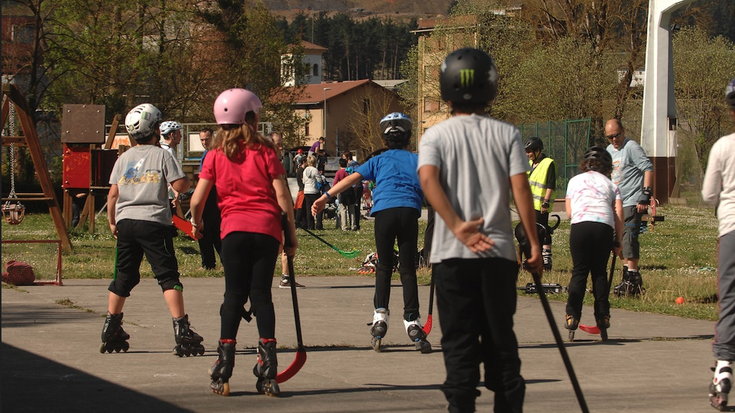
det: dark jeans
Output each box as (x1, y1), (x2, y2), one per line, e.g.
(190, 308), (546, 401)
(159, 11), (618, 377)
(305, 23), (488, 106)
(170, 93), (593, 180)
(566, 221), (613, 321)
(435, 257), (524, 413)
(219, 232), (279, 340)
(303, 193), (323, 230)
(373, 207), (420, 321)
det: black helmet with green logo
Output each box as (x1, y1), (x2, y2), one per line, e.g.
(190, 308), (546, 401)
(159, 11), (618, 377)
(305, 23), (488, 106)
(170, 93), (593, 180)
(440, 48), (498, 104)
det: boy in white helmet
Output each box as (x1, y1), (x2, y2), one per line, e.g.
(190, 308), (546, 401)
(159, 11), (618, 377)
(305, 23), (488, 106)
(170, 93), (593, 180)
(101, 104), (204, 357)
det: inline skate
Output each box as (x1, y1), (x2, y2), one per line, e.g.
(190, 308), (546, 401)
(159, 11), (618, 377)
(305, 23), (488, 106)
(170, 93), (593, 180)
(404, 318), (432, 353)
(172, 314), (205, 357)
(100, 312), (130, 353)
(596, 315), (610, 342)
(710, 360), (733, 411)
(565, 314), (579, 342)
(253, 338), (280, 396)
(210, 339), (236, 396)
(542, 248), (552, 271)
(369, 308), (389, 352)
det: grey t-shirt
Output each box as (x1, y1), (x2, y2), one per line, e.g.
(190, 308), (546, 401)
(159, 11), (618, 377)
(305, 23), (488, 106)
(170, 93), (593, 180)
(109, 145), (186, 225)
(418, 114), (529, 263)
(607, 138), (653, 207)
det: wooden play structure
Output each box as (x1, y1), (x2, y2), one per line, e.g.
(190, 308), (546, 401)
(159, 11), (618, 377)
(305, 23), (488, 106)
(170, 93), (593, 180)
(60, 103), (123, 234)
(1, 83), (70, 284)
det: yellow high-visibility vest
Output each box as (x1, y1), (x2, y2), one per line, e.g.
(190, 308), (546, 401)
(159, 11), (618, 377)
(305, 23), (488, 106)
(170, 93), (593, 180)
(527, 157), (556, 210)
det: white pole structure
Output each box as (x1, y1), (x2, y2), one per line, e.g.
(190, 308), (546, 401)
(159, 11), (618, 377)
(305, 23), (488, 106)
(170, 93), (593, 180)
(640, 0), (696, 204)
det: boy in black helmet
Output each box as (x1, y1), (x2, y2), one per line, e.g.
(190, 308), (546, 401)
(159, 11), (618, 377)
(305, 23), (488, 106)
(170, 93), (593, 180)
(525, 137), (557, 270)
(418, 48), (542, 413)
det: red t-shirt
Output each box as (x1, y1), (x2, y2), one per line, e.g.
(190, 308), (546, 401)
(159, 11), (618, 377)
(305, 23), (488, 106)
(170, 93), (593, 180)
(200, 142), (286, 242)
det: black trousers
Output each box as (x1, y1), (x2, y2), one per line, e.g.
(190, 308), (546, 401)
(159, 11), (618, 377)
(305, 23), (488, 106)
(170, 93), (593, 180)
(372, 207), (420, 321)
(435, 257), (524, 413)
(198, 186), (222, 269)
(219, 232), (279, 340)
(566, 221), (614, 320)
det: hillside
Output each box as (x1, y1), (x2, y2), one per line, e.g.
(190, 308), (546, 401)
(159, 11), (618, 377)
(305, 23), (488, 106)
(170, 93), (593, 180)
(263, 0), (456, 20)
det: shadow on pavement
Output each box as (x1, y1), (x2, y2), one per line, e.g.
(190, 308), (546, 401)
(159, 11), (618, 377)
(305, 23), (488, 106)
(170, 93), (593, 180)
(1, 342), (197, 413)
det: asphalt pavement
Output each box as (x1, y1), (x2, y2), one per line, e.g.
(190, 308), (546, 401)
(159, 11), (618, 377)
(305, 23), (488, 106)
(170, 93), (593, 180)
(1, 275), (719, 413)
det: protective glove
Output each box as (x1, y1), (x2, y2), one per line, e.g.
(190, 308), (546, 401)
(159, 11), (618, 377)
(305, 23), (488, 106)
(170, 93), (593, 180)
(637, 187), (652, 208)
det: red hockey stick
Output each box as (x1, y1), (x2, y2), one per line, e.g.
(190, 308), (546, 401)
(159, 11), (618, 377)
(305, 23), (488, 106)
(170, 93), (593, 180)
(422, 272), (435, 336)
(172, 214), (196, 240)
(276, 215), (307, 384)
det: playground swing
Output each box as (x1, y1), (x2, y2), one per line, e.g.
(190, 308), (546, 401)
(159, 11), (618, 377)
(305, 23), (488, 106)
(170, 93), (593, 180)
(3, 142), (25, 225)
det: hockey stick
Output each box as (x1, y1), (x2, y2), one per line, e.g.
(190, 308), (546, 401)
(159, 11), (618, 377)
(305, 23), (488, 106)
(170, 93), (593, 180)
(172, 214), (196, 240)
(579, 253), (617, 336)
(297, 225), (360, 258)
(276, 214), (307, 384)
(422, 271), (435, 336)
(515, 223), (590, 413)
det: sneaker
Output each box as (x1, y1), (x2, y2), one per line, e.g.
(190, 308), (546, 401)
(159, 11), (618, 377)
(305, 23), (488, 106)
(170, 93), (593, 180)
(279, 277), (305, 289)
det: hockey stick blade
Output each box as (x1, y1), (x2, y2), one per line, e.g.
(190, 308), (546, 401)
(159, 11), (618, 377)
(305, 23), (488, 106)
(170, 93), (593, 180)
(275, 347), (307, 383)
(172, 214), (196, 240)
(422, 315), (433, 336)
(579, 324), (600, 335)
(298, 225), (360, 258)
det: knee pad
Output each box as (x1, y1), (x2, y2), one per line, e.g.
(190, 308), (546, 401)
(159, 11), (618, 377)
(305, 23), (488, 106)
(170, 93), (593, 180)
(221, 292), (248, 318)
(159, 277), (183, 292)
(108, 275), (140, 297)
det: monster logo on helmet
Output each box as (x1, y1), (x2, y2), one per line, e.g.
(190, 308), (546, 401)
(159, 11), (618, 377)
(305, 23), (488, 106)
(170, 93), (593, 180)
(440, 48), (498, 104)
(125, 103), (162, 141)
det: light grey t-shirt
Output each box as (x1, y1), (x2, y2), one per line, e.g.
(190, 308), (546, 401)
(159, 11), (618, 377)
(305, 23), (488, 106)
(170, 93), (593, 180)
(109, 145), (186, 225)
(418, 114), (529, 263)
(607, 138), (653, 207)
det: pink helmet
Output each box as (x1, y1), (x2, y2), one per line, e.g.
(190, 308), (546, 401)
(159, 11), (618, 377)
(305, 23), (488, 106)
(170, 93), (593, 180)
(213, 88), (262, 125)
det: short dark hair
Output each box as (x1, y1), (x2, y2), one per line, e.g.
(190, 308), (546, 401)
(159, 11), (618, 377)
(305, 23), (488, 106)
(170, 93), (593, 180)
(201, 127), (214, 135)
(339, 158), (348, 167)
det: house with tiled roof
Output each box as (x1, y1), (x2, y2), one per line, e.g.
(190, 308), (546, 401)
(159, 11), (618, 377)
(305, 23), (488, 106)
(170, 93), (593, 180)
(282, 40), (329, 87)
(292, 80), (405, 158)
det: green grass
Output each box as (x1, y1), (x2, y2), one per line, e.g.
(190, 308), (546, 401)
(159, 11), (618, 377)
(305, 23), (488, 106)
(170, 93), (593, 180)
(1, 203), (720, 321)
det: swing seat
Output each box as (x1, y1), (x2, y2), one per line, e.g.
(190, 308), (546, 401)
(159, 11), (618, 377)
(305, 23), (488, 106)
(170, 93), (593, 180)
(2, 203), (25, 225)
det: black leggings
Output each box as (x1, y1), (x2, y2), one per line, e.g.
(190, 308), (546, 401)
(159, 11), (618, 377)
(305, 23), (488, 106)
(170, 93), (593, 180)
(372, 207), (420, 321)
(566, 221), (614, 320)
(219, 232), (279, 340)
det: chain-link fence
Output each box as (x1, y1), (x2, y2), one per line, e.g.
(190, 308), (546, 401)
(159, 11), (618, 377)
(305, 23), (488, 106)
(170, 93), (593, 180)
(519, 118), (592, 197)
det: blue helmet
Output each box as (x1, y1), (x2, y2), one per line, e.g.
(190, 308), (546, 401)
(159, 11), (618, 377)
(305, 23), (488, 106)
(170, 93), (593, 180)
(379, 112), (412, 148)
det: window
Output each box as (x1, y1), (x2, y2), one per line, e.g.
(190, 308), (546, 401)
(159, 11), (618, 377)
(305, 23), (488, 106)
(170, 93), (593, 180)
(305, 122), (310, 137)
(313, 64), (319, 77)
(423, 97), (439, 112)
(12, 25), (35, 44)
(363, 99), (371, 114)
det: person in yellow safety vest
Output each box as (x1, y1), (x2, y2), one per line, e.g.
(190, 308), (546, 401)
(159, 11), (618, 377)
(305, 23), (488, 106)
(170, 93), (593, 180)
(525, 137), (557, 270)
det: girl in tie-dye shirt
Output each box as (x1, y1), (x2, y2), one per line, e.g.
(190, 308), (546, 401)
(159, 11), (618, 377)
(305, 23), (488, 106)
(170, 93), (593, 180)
(564, 147), (624, 339)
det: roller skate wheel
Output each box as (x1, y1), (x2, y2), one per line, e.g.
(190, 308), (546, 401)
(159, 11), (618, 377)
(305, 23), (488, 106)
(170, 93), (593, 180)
(568, 330), (575, 342)
(100, 343), (106, 354)
(211, 379), (230, 396)
(256, 378), (280, 397)
(371, 337), (382, 352)
(122, 342), (129, 352)
(600, 329), (608, 342)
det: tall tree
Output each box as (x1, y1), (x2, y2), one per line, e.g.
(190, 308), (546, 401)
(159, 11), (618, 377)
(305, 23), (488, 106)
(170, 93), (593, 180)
(672, 26), (735, 170)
